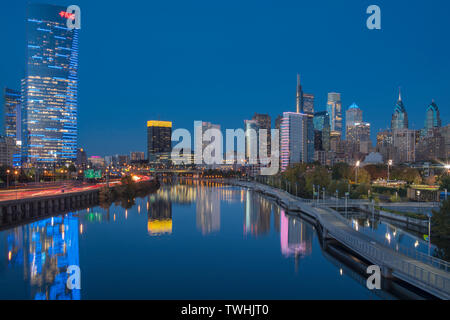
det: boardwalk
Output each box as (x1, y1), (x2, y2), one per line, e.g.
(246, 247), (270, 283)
(231, 180), (450, 300)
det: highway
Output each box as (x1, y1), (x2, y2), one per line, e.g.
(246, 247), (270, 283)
(0, 175), (151, 202)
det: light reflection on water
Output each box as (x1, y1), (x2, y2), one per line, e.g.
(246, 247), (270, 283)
(0, 182), (402, 300)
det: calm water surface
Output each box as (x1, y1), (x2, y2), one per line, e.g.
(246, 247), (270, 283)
(0, 183), (403, 300)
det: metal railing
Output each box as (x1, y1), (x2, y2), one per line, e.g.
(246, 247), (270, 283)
(237, 178), (450, 296)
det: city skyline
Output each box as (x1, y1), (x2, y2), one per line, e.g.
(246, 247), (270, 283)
(0, 0), (449, 157)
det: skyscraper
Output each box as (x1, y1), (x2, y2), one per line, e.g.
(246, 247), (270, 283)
(147, 120), (172, 163)
(280, 112), (314, 171)
(3, 88), (21, 144)
(345, 103), (363, 129)
(252, 113), (271, 157)
(313, 111), (330, 151)
(302, 93), (315, 115)
(391, 88), (408, 130)
(22, 3), (79, 164)
(424, 100), (441, 130)
(346, 122), (371, 153)
(244, 119), (259, 163)
(295, 74), (314, 114)
(327, 92), (342, 135)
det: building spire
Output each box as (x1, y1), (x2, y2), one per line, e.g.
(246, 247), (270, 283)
(296, 73), (302, 113)
(398, 87), (402, 101)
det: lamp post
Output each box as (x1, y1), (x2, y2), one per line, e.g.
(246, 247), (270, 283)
(14, 170), (19, 200)
(6, 169), (10, 188)
(387, 159), (393, 182)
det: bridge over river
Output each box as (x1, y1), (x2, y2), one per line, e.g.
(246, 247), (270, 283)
(231, 180), (450, 300)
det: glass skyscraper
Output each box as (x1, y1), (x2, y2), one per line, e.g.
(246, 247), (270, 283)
(391, 89), (408, 130)
(22, 3), (79, 164)
(424, 100), (441, 130)
(327, 92), (342, 135)
(280, 112), (314, 171)
(147, 120), (172, 162)
(3, 88), (21, 143)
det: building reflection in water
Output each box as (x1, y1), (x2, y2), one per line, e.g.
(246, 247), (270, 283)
(147, 195), (173, 236)
(196, 187), (221, 235)
(280, 210), (313, 271)
(6, 213), (80, 300)
(244, 190), (271, 237)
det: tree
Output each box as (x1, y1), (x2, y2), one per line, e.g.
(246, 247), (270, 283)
(352, 183), (371, 199)
(431, 199), (450, 239)
(332, 163), (351, 181)
(328, 179), (350, 198)
(364, 164), (387, 181)
(305, 166), (331, 197)
(352, 167), (371, 184)
(439, 175), (450, 191)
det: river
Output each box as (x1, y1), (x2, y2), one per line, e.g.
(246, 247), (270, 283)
(0, 181), (428, 300)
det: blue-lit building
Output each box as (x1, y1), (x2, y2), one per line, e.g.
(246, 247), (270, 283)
(391, 89), (408, 130)
(3, 88), (22, 166)
(22, 3), (79, 164)
(424, 100), (441, 130)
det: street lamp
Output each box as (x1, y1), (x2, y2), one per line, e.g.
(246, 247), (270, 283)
(355, 161), (360, 184)
(387, 160), (393, 182)
(6, 169), (10, 188)
(14, 170), (19, 200)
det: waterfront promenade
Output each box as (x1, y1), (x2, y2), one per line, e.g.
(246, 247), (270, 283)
(230, 179), (450, 300)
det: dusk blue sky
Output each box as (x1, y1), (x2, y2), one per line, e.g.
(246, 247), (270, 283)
(1, 0), (449, 157)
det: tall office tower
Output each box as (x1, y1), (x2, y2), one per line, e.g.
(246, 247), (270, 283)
(392, 129), (416, 164)
(296, 74), (303, 114)
(327, 92), (342, 135)
(22, 3), (79, 164)
(295, 74), (314, 114)
(376, 130), (394, 162)
(416, 129), (445, 161)
(424, 100), (441, 130)
(345, 103), (363, 129)
(302, 93), (315, 115)
(3, 88), (21, 143)
(346, 122), (371, 153)
(313, 111), (330, 151)
(244, 119), (259, 163)
(391, 88), (408, 130)
(280, 112), (314, 171)
(440, 125), (450, 160)
(252, 113), (271, 156)
(147, 120), (172, 163)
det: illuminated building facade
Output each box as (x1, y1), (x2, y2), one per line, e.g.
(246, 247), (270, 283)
(252, 113), (271, 157)
(313, 111), (330, 151)
(280, 112), (314, 171)
(345, 103), (363, 130)
(391, 89), (408, 130)
(147, 120), (172, 163)
(3, 88), (22, 144)
(346, 122), (371, 153)
(327, 92), (342, 134)
(424, 100), (441, 130)
(22, 3), (79, 164)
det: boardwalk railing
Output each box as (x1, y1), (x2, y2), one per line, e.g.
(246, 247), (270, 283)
(235, 179), (450, 298)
